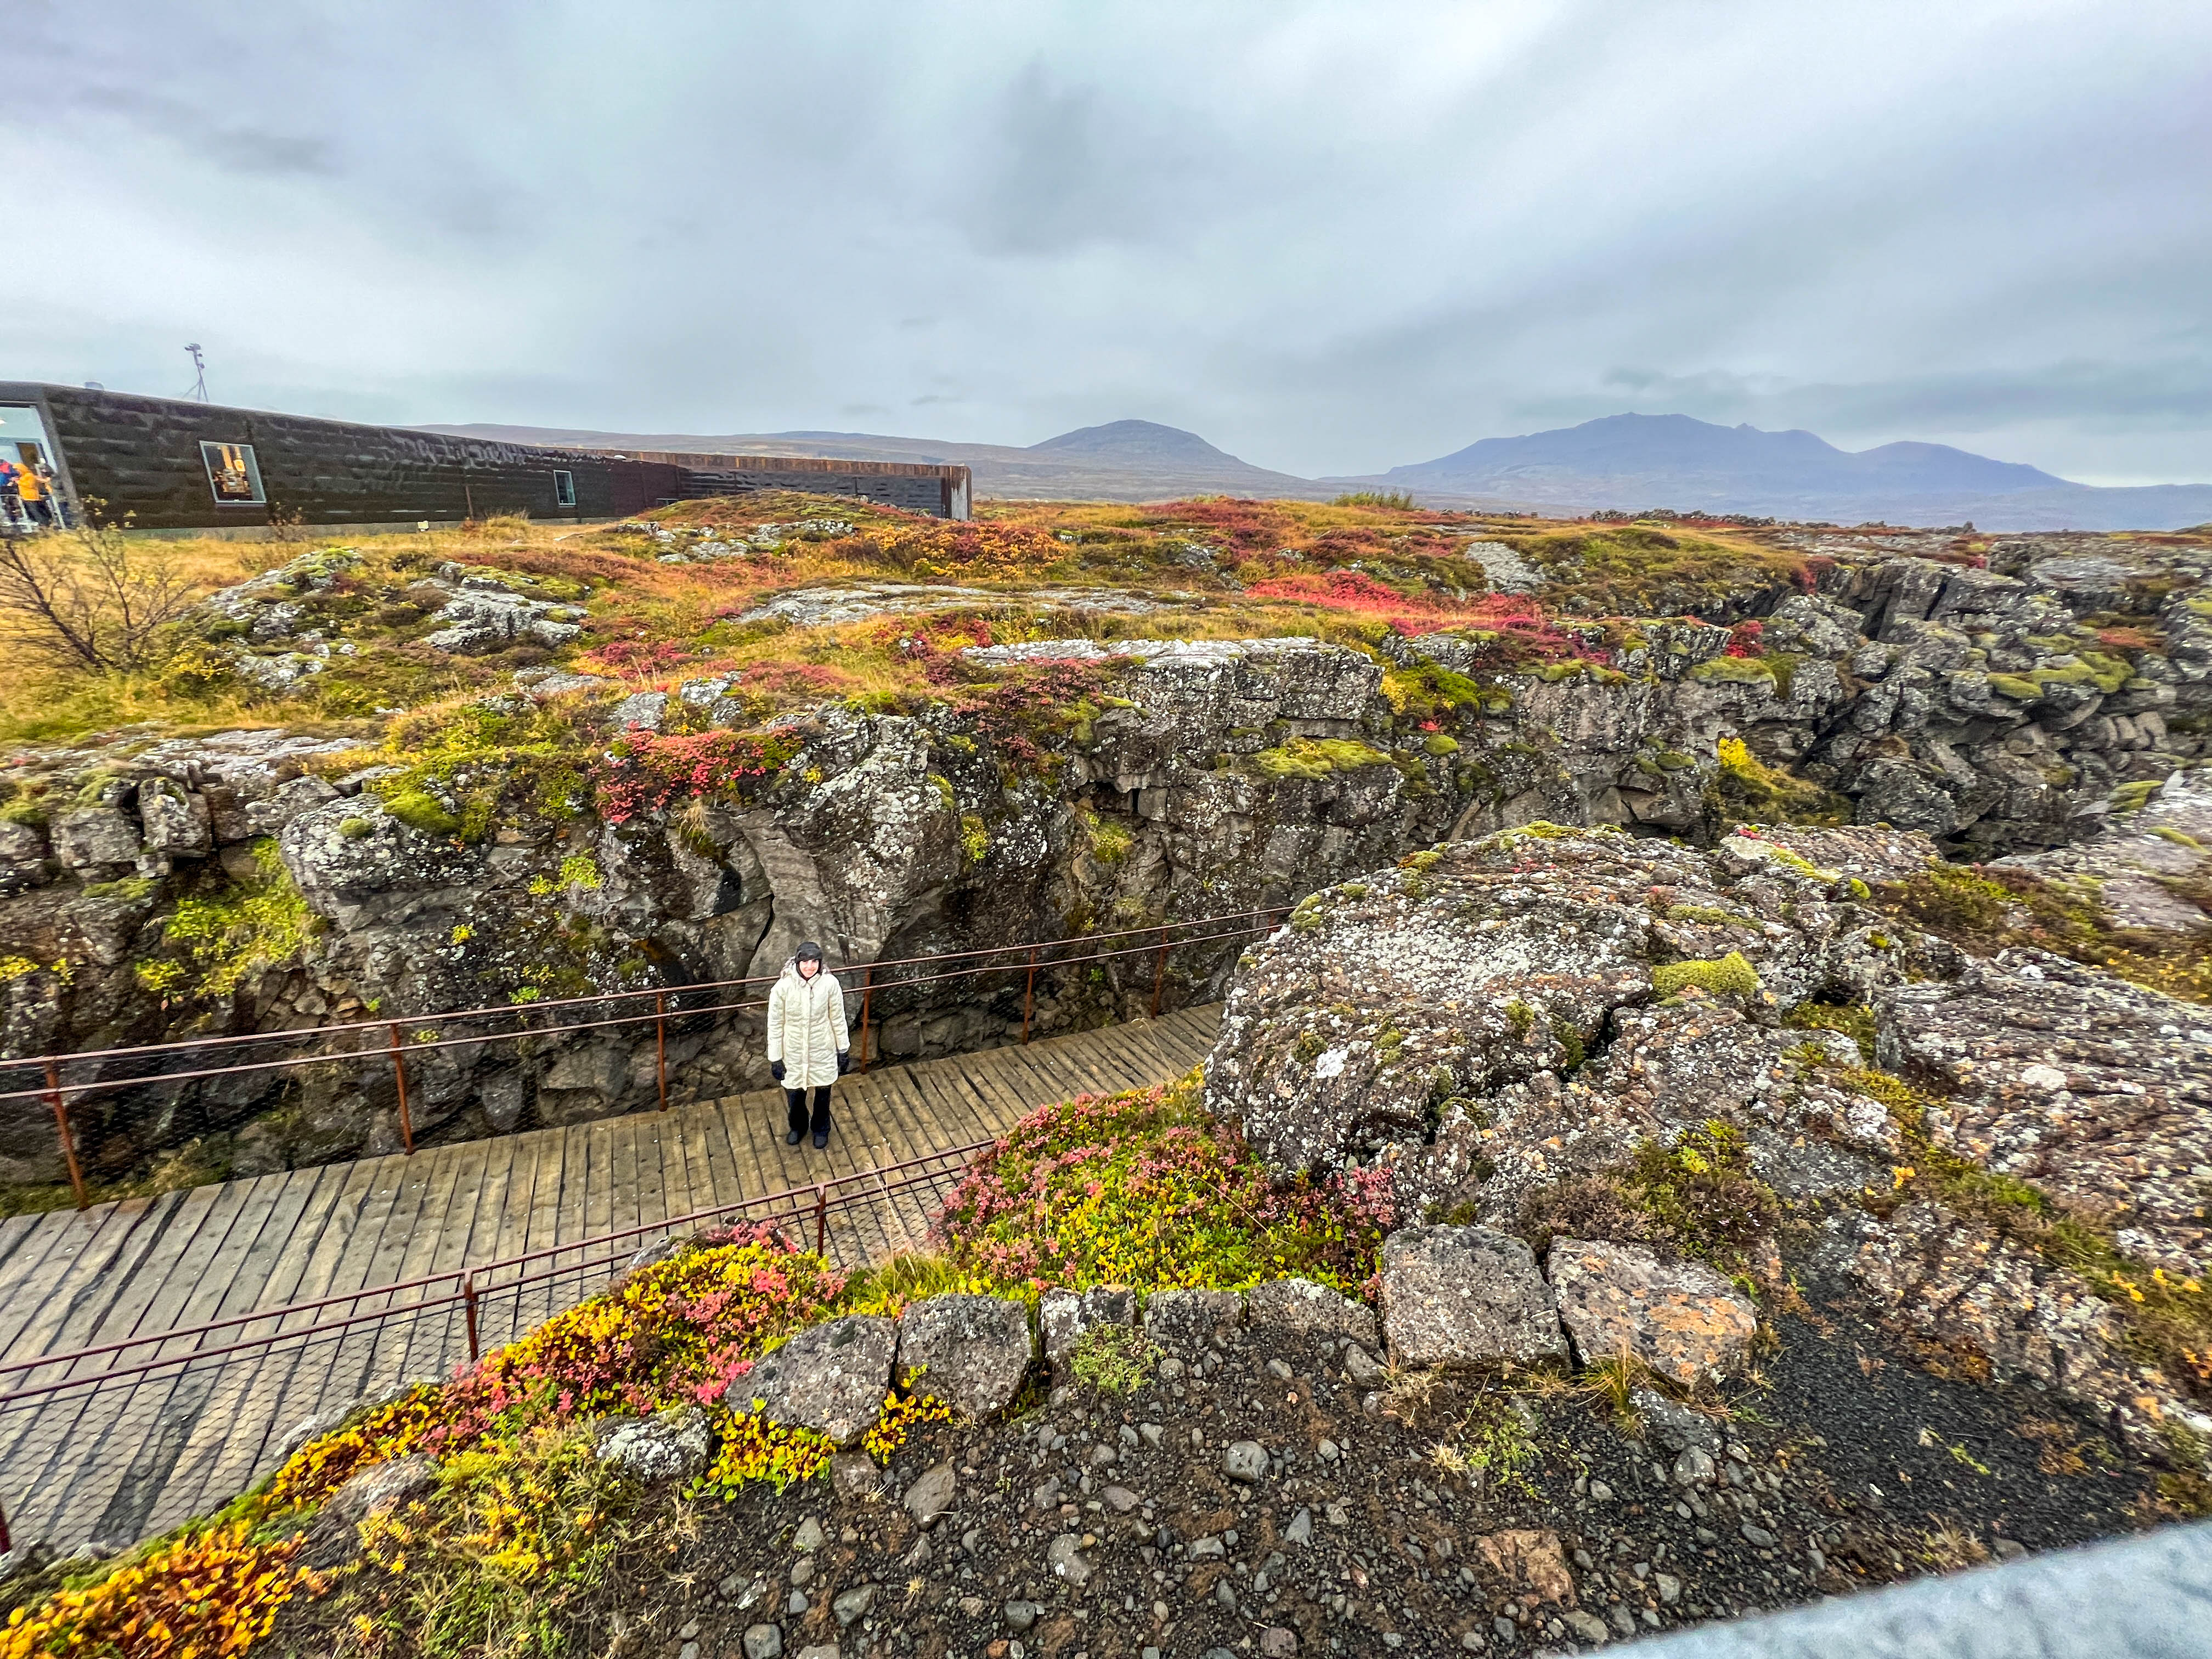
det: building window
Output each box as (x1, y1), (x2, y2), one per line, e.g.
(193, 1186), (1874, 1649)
(200, 441), (266, 504)
(553, 470), (576, 507)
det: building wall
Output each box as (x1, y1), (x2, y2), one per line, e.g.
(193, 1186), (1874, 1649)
(0, 385), (970, 528)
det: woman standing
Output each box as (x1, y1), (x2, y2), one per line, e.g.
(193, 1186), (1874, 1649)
(766, 940), (849, 1149)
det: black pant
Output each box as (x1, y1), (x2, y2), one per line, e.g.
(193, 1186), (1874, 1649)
(785, 1085), (832, 1137)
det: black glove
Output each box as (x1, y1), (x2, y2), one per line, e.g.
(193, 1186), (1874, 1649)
(770, 1060), (785, 1082)
(837, 1049), (852, 1075)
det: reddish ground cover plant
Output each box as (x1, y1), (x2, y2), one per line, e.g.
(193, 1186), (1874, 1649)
(1724, 619), (1766, 657)
(934, 1077), (1393, 1295)
(593, 727), (804, 822)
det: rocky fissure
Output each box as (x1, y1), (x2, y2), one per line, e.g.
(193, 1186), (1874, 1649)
(2, 531), (2207, 1191)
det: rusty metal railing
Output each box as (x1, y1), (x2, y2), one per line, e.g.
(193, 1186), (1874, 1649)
(1, 906), (1288, 1208)
(0, 1136), (1000, 1413)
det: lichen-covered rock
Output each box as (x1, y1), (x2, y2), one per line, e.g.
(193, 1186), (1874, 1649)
(895, 1295), (1033, 1420)
(1880, 952), (2212, 1277)
(742, 1316), (898, 1446)
(1545, 1238), (1759, 1386)
(1204, 823), (1916, 1215)
(1380, 1226), (1567, 1368)
(595, 1405), (714, 1483)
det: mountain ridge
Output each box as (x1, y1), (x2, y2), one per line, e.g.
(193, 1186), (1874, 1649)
(420, 411), (2212, 529)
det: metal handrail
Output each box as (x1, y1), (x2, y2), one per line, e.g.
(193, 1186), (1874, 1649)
(1, 905), (1286, 1206)
(0, 1134), (1002, 1408)
(3, 907), (1286, 1075)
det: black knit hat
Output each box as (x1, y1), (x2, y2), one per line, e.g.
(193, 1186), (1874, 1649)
(795, 940), (824, 963)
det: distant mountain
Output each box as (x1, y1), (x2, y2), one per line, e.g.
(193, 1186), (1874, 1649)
(424, 411), (2212, 529)
(422, 417), (1330, 504)
(1338, 413), (2212, 531)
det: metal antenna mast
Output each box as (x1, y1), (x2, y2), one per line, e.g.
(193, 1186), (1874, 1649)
(184, 344), (209, 402)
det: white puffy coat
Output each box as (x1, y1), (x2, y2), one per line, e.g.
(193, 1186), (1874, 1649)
(766, 962), (849, 1090)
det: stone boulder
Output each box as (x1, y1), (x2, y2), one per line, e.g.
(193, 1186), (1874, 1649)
(594, 1405), (714, 1483)
(1039, 1285), (1138, 1372)
(743, 1316), (898, 1446)
(1244, 1277), (1379, 1351)
(1545, 1239), (1759, 1386)
(1203, 823), (1910, 1217)
(1380, 1227), (1567, 1368)
(896, 1294), (1034, 1420)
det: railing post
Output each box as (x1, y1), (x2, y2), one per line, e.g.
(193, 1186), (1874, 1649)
(1150, 924), (1169, 1019)
(44, 1059), (88, 1212)
(856, 964), (873, 1076)
(655, 989), (669, 1111)
(814, 1183), (828, 1255)
(461, 1272), (482, 1362)
(386, 1022), (415, 1155)
(1022, 945), (1039, 1045)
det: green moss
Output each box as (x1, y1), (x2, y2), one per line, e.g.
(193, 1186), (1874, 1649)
(1082, 811), (1132, 866)
(0, 794), (48, 828)
(1381, 659), (1487, 718)
(381, 788), (462, 838)
(2111, 778), (2163, 814)
(2151, 826), (2204, 850)
(1291, 1030), (1325, 1065)
(558, 853), (601, 890)
(1251, 737), (1395, 780)
(162, 839), (318, 997)
(337, 816), (374, 839)
(1338, 882), (1369, 899)
(1504, 998), (1536, 1039)
(1423, 732), (1460, 755)
(1989, 674), (2044, 701)
(959, 813), (990, 864)
(1651, 950), (1762, 1000)
(928, 772), (957, 810)
(1549, 1015), (1586, 1073)
(82, 876), (161, 903)
(1689, 654), (1779, 687)
(1784, 1000), (1877, 1063)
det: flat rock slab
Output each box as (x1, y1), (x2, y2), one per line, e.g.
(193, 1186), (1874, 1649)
(1546, 1238), (1758, 1386)
(897, 1295), (1034, 1420)
(1245, 1277), (1379, 1350)
(1381, 1226), (1567, 1368)
(744, 1316), (898, 1446)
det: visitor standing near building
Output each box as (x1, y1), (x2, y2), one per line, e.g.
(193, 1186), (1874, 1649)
(0, 460), (21, 531)
(766, 940), (850, 1149)
(14, 460), (47, 527)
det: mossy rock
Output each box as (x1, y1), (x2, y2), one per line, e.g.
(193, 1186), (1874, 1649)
(1651, 951), (1762, 1000)
(1688, 655), (1779, 687)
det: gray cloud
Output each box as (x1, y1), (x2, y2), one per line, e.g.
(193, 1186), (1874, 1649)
(7, 0), (2210, 485)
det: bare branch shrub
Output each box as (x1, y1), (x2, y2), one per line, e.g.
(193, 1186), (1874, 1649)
(0, 511), (202, 673)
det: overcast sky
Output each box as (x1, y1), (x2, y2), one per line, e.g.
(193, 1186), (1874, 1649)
(10, 1), (2210, 483)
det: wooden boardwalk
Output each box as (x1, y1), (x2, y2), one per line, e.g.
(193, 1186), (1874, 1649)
(0, 1007), (1218, 1552)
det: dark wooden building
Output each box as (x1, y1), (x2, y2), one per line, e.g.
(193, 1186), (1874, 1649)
(0, 383), (970, 530)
